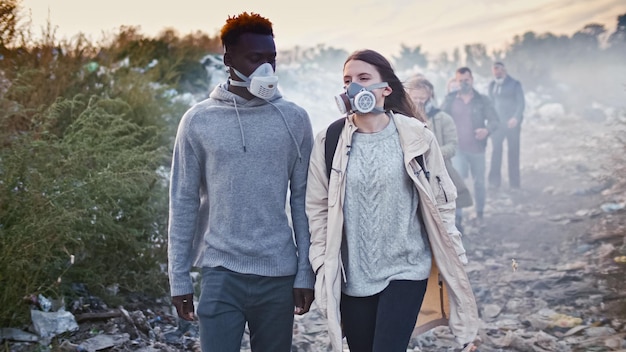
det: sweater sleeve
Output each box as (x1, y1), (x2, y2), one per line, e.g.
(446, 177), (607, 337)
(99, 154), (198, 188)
(167, 112), (202, 296)
(289, 111), (315, 290)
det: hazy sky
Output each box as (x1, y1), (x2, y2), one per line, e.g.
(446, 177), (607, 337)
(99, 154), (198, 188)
(20, 0), (626, 57)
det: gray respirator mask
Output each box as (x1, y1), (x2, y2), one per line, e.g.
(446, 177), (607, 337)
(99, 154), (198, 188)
(334, 82), (389, 115)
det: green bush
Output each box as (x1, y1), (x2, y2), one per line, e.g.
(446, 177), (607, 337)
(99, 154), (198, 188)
(0, 9), (218, 325)
(0, 94), (172, 326)
(0, 2), (225, 326)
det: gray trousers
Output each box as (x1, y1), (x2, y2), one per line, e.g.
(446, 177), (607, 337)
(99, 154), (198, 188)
(198, 266), (295, 352)
(489, 125), (521, 188)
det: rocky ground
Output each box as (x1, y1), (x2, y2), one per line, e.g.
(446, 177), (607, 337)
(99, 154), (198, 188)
(2, 106), (625, 352)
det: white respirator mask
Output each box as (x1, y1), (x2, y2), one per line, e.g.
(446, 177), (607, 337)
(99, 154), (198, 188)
(229, 62), (278, 100)
(334, 82), (389, 115)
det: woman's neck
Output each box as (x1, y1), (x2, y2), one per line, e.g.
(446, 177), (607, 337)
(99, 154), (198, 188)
(353, 112), (390, 133)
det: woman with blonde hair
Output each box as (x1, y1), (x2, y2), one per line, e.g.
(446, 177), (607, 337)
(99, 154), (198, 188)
(406, 76), (473, 232)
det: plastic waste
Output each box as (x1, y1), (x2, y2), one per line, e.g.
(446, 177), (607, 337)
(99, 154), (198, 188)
(0, 328), (39, 342)
(85, 61), (99, 73)
(550, 313), (583, 328)
(23, 294), (53, 312)
(37, 294), (52, 312)
(600, 202), (625, 213)
(31, 309), (79, 338)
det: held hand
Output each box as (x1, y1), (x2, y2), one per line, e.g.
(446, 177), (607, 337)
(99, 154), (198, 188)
(474, 128), (489, 140)
(293, 288), (315, 315)
(508, 118), (518, 129)
(172, 293), (195, 321)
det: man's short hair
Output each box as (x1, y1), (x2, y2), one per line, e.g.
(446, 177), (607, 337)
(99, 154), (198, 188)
(493, 61), (505, 68)
(456, 67), (472, 76)
(220, 12), (274, 50)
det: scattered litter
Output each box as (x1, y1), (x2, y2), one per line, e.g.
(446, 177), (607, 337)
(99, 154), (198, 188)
(600, 202), (625, 213)
(31, 309), (79, 338)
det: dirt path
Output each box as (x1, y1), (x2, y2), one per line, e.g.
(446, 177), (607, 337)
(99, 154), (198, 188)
(4, 109), (623, 352)
(455, 109), (626, 351)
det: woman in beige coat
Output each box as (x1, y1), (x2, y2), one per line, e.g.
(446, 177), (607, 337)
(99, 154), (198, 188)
(406, 76), (474, 233)
(306, 49), (480, 352)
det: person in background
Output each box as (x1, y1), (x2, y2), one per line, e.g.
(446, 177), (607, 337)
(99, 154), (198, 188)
(441, 67), (499, 227)
(306, 49), (480, 352)
(406, 76), (473, 233)
(167, 12), (315, 352)
(446, 76), (460, 94)
(488, 61), (525, 189)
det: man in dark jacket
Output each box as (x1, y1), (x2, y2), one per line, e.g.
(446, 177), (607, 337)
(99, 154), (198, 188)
(441, 67), (499, 227)
(488, 62), (525, 189)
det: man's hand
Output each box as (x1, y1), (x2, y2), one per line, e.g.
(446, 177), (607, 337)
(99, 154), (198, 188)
(474, 128), (489, 140)
(172, 293), (195, 321)
(508, 117), (518, 129)
(293, 288), (314, 315)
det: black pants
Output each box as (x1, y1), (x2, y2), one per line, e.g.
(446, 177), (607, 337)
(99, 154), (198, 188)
(489, 125), (521, 188)
(340, 279), (428, 352)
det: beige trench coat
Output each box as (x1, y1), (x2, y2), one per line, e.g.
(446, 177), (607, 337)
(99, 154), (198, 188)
(306, 112), (479, 351)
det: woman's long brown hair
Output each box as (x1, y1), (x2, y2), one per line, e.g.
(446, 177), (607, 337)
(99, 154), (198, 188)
(344, 49), (426, 122)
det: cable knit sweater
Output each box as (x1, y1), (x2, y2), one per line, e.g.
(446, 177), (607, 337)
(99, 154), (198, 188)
(341, 118), (432, 297)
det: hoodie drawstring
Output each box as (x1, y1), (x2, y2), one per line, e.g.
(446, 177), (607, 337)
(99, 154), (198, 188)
(231, 95), (302, 160)
(233, 97), (247, 152)
(268, 100), (303, 161)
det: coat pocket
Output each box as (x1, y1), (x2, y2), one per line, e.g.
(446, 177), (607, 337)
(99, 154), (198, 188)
(434, 174), (457, 205)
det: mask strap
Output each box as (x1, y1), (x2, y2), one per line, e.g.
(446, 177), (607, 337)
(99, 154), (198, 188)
(367, 82), (388, 114)
(367, 82), (389, 90)
(229, 67), (250, 87)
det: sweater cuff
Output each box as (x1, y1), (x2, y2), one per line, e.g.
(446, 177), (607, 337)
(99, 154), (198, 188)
(294, 268), (315, 290)
(169, 273), (194, 297)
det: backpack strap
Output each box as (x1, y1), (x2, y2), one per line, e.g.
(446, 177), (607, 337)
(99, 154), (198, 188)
(415, 154), (429, 182)
(324, 118), (346, 182)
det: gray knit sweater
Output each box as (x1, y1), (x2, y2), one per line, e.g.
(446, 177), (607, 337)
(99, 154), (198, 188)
(168, 83), (315, 296)
(342, 119), (432, 297)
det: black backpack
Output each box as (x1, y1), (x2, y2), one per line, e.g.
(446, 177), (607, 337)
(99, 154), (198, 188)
(324, 117), (429, 182)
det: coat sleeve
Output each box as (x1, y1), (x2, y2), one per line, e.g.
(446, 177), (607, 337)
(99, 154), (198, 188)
(436, 111), (458, 160)
(423, 129), (468, 264)
(513, 80), (525, 123)
(483, 96), (500, 135)
(306, 130), (330, 273)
